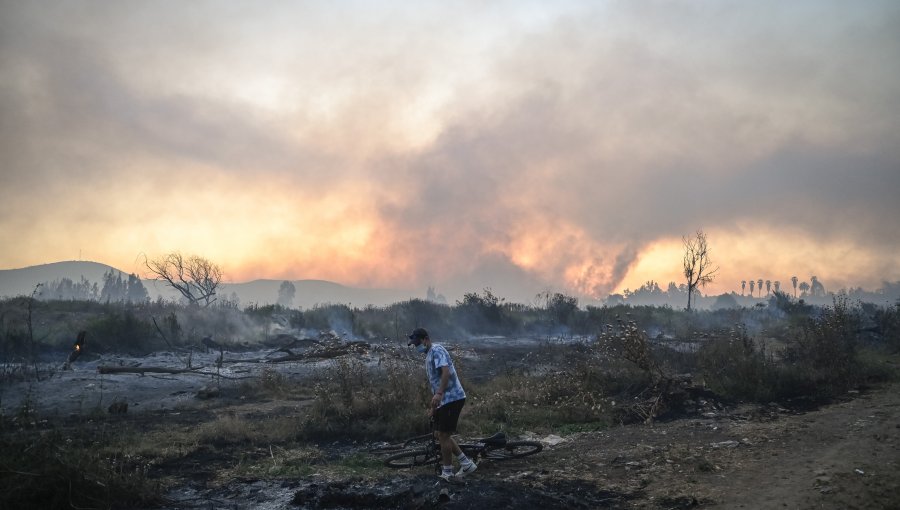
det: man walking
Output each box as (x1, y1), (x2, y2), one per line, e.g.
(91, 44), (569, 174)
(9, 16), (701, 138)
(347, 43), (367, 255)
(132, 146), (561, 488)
(408, 327), (477, 481)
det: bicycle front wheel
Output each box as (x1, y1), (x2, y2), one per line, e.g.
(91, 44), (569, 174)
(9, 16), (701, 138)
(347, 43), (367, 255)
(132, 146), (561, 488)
(384, 448), (440, 468)
(482, 441), (543, 461)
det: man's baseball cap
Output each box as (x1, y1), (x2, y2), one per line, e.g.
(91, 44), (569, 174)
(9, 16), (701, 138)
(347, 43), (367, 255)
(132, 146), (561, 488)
(407, 327), (428, 345)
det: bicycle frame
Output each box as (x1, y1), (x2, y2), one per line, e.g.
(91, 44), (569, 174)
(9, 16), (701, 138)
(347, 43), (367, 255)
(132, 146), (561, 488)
(383, 426), (542, 469)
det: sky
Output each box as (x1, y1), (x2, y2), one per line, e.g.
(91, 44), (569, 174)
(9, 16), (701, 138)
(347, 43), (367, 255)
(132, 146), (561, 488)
(1, 0), (899, 304)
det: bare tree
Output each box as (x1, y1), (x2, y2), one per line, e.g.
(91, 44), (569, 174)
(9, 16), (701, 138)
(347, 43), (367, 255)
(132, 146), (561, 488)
(682, 230), (718, 311)
(27, 284), (41, 380)
(145, 253), (223, 307)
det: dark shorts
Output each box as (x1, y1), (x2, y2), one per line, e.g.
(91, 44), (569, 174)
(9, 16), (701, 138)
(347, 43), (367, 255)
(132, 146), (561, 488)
(434, 398), (465, 433)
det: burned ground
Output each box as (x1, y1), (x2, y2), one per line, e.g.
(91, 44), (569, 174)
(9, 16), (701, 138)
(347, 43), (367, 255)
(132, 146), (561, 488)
(2, 334), (898, 509)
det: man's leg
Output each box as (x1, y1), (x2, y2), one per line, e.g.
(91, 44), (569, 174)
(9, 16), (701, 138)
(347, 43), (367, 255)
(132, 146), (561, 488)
(435, 400), (474, 478)
(437, 431), (461, 466)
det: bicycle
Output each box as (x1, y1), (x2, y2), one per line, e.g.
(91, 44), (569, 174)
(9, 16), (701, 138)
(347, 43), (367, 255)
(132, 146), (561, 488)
(367, 431), (435, 455)
(383, 428), (542, 469)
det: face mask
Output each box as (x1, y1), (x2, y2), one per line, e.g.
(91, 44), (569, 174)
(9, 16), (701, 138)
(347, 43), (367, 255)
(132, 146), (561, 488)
(416, 344), (427, 353)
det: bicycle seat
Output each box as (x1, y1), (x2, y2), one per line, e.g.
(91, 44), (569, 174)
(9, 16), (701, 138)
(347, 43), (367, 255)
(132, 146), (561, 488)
(478, 432), (507, 446)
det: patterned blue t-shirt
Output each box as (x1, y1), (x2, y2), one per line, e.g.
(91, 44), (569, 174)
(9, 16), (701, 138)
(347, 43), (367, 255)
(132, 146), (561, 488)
(425, 343), (466, 407)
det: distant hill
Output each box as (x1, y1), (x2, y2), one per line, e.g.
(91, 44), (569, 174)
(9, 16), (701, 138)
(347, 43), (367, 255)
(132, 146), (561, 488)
(0, 261), (418, 308)
(0, 261), (121, 297)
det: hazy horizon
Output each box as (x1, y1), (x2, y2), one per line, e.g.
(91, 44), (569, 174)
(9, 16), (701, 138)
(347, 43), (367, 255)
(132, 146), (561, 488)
(4, 259), (899, 310)
(2, 1), (899, 303)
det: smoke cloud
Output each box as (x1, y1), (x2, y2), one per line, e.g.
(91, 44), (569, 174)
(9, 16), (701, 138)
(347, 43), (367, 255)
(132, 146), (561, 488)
(1, 1), (899, 303)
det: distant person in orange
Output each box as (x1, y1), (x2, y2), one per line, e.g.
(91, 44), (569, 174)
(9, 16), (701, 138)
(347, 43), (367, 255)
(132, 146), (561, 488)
(408, 327), (477, 481)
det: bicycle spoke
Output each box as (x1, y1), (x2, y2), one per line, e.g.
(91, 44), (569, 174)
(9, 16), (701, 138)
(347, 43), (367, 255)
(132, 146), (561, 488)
(384, 448), (440, 468)
(482, 441), (543, 461)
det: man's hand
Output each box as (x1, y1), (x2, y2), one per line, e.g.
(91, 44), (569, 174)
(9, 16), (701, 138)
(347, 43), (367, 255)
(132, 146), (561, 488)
(431, 392), (443, 409)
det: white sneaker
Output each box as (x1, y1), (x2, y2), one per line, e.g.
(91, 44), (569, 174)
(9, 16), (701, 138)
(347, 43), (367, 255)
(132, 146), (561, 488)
(439, 471), (455, 482)
(456, 462), (477, 477)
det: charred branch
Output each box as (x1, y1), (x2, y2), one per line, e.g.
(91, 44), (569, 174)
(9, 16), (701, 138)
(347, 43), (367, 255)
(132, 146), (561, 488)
(151, 316), (173, 350)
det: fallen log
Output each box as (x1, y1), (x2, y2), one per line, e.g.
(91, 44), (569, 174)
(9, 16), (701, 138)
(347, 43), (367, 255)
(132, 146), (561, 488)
(97, 366), (203, 375)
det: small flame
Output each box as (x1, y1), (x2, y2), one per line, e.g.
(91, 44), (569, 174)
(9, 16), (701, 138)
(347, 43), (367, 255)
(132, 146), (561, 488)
(74, 344), (81, 352)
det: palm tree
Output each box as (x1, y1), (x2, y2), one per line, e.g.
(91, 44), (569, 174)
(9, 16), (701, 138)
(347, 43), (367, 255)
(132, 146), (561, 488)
(774, 281), (781, 294)
(791, 276), (798, 297)
(741, 280), (746, 296)
(810, 275), (823, 297)
(765, 280), (771, 296)
(757, 279), (764, 298)
(799, 281), (810, 297)
(749, 280), (755, 297)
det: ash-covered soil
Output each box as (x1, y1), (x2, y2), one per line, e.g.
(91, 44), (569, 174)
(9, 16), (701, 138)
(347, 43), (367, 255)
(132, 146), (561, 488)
(4, 338), (898, 509)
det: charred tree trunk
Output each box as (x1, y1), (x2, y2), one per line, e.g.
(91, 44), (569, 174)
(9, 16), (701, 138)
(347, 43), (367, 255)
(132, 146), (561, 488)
(27, 284), (41, 380)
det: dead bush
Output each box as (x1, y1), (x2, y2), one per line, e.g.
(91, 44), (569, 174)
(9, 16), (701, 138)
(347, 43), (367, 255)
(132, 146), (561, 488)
(781, 296), (863, 397)
(596, 316), (667, 384)
(300, 353), (430, 441)
(699, 298), (892, 403)
(698, 325), (782, 402)
(594, 316), (682, 423)
(259, 367), (288, 392)
(196, 414), (257, 447)
(465, 345), (622, 433)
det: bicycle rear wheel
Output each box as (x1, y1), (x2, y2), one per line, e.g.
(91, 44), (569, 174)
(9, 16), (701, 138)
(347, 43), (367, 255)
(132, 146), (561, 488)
(368, 433), (433, 454)
(384, 448), (440, 468)
(482, 441), (543, 461)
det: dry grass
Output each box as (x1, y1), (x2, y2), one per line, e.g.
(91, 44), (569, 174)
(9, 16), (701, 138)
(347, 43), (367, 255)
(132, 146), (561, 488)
(299, 353), (431, 441)
(0, 419), (164, 509)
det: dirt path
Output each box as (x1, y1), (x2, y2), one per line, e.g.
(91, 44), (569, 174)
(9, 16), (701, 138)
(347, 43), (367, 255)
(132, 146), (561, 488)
(523, 383), (900, 509)
(702, 386), (900, 509)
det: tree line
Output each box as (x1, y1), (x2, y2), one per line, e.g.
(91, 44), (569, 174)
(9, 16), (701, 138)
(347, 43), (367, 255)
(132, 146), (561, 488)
(38, 270), (148, 303)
